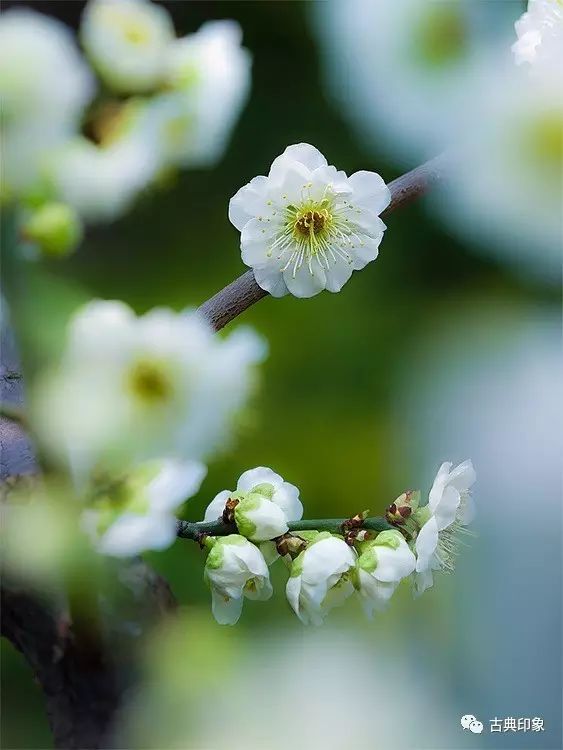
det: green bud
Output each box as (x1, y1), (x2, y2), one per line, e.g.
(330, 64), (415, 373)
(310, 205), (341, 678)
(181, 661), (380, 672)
(249, 482), (275, 500)
(22, 202), (83, 257)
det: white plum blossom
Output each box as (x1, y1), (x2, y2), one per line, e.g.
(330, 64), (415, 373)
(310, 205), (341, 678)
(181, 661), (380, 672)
(229, 144), (390, 298)
(413, 460), (476, 595)
(48, 136), (160, 223)
(286, 533), (357, 625)
(512, 0), (563, 68)
(83, 459), (206, 557)
(33, 300), (266, 476)
(204, 535), (272, 625)
(203, 467), (302, 544)
(355, 530), (416, 617)
(0, 9), (94, 197)
(81, 0), (174, 93)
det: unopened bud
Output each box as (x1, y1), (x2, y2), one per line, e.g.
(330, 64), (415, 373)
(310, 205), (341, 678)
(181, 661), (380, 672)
(385, 490), (420, 525)
(222, 497), (239, 525)
(22, 203), (83, 257)
(342, 509), (370, 532)
(275, 533), (307, 559)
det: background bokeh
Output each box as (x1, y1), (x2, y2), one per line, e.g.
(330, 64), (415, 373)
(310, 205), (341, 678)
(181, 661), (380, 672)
(1, 2), (561, 749)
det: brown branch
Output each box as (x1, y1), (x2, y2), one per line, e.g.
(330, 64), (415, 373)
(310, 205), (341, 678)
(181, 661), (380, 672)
(198, 154), (448, 331)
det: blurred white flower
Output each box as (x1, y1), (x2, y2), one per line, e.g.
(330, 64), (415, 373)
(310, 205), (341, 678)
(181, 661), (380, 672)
(0, 9), (94, 197)
(312, 0), (519, 164)
(0, 9), (94, 126)
(47, 136), (159, 223)
(108, 21), (251, 171)
(81, 0), (174, 93)
(286, 534), (357, 625)
(356, 529), (416, 617)
(413, 460), (476, 596)
(34, 300), (266, 475)
(229, 143), (390, 298)
(163, 20), (251, 167)
(433, 66), (562, 282)
(204, 535), (272, 625)
(83, 458), (206, 557)
(512, 0), (563, 68)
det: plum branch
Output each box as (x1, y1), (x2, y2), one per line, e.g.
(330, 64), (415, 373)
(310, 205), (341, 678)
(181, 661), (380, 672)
(177, 515), (393, 541)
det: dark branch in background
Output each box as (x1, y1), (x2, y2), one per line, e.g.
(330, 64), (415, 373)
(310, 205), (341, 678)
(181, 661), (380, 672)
(198, 154), (448, 331)
(0, 324), (176, 750)
(177, 515), (392, 541)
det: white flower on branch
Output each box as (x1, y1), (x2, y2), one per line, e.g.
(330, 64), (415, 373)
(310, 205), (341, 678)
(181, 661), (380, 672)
(229, 143), (390, 298)
(512, 0), (563, 68)
(81, 0), (174, 94)
(412, 460), (476, 596)
(204, 535), (272, 625)
(203, 466), (303, 543)
(83, 459), (206, 557)
(286, 533), (357, 625)
(355, 530), (416, 617)
(34, 300), (266, 475)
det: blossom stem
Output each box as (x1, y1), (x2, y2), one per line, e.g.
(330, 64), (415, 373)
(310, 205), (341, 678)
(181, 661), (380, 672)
(198, 153), (448, 331)
(176, 515), (393, 541)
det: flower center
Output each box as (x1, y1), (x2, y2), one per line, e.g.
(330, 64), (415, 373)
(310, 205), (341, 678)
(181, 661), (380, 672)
(128, 359), (173, 404)
(295, 209), (328, 237)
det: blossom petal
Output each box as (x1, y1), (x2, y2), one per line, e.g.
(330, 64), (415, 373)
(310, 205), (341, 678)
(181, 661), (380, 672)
(237, 466), (283, 492)
(270, 143), (328, 173)
(373, 542), (416, 583)
(253, 266), (289, 297)
(324, 257), (354, 293)
(283, 261), (327, 298)
(203, 489), (231, 522)
(228, 175), (270, 230)
(432, 485), (461, 531)
(211, 589), (244, 625)
(447, 460), (476, 493)
(415, 517), (439, 572)
(147, 459), (207, 513)
(348, 170), (391, 213)
(98, 512), (176, 557)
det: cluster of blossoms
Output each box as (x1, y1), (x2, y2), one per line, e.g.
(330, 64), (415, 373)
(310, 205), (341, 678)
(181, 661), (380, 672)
(30, 299), (265, 558)
(198, 460), (475, 625)
(0, 0), (250, 254)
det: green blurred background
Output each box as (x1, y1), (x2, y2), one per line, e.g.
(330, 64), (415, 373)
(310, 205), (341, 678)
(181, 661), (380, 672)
(2, 2), (561, 749)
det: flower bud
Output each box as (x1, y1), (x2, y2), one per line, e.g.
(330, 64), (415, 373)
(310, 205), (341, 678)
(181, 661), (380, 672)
(385, 490), (420, 525)
(286, 534), (357, 626)
(22, 202), (83, 257)
(204, 534), (272, 625)
(234, 491), (289, 542)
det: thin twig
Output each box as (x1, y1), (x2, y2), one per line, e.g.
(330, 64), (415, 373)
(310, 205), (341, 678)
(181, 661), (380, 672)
(177, 515), (392, 541)
(198, 153), (448, 331)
